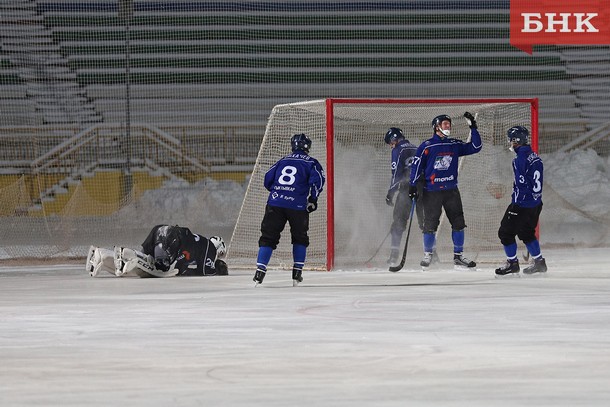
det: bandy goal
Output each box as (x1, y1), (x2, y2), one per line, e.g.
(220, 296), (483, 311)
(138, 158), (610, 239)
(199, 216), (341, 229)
(229, 98), (538, 270)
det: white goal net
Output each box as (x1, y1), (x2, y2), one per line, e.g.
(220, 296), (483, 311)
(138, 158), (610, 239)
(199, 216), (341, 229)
(229, 99), (537, 270)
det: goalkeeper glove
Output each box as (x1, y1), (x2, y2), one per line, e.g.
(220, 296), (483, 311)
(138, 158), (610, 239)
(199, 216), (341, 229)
(463, 112), (477, 129)
(155, 257), (172, 272)
(307, 196), (318, 213)
(214, 259), (229, 276)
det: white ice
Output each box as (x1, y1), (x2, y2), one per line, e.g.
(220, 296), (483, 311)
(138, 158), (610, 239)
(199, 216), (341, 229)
(1, 247), (610, 406)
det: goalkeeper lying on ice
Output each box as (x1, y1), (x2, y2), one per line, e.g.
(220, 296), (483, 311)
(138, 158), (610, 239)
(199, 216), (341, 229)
(86, 224), (228, 278)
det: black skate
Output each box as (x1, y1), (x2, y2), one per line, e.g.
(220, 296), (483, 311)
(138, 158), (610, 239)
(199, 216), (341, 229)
(253, 268), (266, 286)
(420, 252), (433, 270)
(453, 253), (476, 270)
(523, 258), (547, 275)
(495, 260), (520, 277)
(292, 268), (303, 287)
(387, 249), (399, 266)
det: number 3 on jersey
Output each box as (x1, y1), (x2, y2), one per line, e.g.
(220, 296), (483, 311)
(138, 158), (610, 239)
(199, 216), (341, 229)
(521, 170), (541, 192)
(532, 170), (541, 192)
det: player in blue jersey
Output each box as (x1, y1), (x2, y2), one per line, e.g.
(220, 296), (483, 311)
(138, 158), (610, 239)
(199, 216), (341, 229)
(383, 127), (430, 266)
(495, 126), (547, 276)
(409, 112), (482, 269)
(254, 133), (325, 286)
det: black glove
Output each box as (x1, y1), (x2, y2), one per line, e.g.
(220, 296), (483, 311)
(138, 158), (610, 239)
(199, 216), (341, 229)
(307, 196), (318, 213)
(155, 256), (172, 272)
(463, 112), (477, 129)
(385, 192), (394, 206)
(408, 185), (418, 201)
(214, 259), (229, 276)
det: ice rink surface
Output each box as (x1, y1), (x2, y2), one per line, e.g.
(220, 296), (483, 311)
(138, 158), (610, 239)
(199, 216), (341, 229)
(1, 247), (610, 407)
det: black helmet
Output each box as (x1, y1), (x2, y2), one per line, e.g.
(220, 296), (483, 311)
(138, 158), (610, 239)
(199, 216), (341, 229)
(384, 127), (405, 144)
(506, 126), (530, 146)
(431, 114), (452, 129)
(291, 133), (312, 153)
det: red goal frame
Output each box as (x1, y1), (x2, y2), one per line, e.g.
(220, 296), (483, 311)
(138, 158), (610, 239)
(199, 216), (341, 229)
(324, 98), (539, 270)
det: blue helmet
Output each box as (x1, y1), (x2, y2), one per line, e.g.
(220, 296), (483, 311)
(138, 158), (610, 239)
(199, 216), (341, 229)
(507, 126), (530, 146)
(384, 127), (405, 144)
(291, 133), (312, 153)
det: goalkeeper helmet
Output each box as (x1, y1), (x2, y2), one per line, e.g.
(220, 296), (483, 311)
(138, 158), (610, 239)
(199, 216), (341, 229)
(431, 114), (452, 136)
(291, 133), (312, 154)
(210, 236), (226, 260)
(384, 127), (405, 144)
(507, 126), (530, 146)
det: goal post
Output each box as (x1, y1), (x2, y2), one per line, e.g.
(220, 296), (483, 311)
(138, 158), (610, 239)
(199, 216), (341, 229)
(229, 98), (538, 271)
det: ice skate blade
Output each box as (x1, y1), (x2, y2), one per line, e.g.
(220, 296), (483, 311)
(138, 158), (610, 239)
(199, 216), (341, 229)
(495, 272), (521, 279)
(523, 272), (547, 278)
(421, 261), (445, 271)
(293, 280), (300, 287)
(453, 265), (477, 271)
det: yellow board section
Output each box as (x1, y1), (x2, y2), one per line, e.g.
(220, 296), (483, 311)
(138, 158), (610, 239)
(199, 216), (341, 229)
(179, 170), (250, 184)
(0, 174), (22, 189)
(2, 169), (246, 217)
(131, 170), (165, 200)
(0, 176), (31, 216)
(25, 171), (167, 217)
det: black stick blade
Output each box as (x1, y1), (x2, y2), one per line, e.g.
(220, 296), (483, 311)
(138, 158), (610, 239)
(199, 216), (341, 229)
(388, 199), (416, 273)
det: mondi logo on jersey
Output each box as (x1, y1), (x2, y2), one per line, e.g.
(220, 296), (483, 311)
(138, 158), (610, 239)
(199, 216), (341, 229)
(510, 0), (610, 54)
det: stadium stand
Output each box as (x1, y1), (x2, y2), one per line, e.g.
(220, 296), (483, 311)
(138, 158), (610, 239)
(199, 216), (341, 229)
(39, 3), (580, 133)
(1, 0), (609, 258)
(1, 0), (101, 125)
(4, 1), (605, 153)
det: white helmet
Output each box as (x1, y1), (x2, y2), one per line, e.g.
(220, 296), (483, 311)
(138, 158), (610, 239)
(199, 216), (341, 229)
(210, 236), (226, 259)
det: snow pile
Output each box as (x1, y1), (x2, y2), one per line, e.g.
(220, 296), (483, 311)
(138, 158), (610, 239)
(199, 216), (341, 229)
(118, 148), (609, 248)
(541, 149), (610, 246)
(117, 177), (246, 237)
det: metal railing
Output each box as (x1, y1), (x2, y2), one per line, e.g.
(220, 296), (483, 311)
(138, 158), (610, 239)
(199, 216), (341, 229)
(0, 123), (264, 176)
(557, 121), (610, 153)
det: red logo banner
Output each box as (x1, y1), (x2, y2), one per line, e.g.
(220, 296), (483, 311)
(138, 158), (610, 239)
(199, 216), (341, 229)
(510, 0), (610, 54)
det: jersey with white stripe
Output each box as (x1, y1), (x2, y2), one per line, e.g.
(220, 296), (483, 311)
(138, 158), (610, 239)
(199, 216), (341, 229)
(512, 145), (543, 208)
(264, 150), (325, 210)
(409, 129), (482, 192)
(388, 139), (417, 195)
